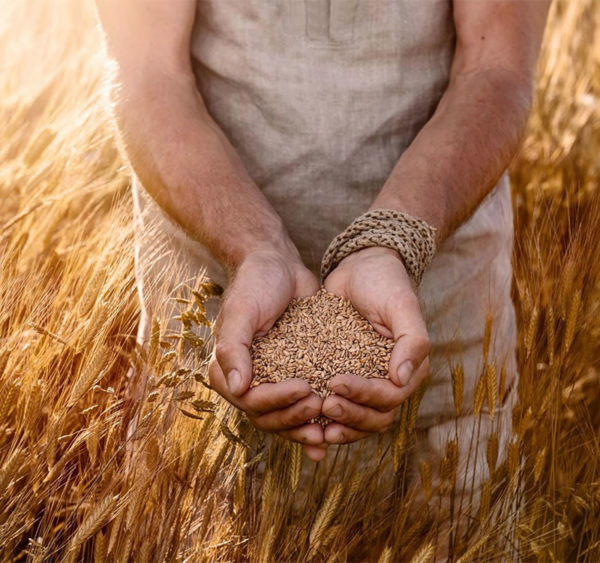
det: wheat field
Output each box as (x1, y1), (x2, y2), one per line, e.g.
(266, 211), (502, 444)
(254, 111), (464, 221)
(0, 0), (599, 561)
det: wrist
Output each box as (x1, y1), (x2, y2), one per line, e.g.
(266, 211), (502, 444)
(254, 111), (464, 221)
(229, 234), (303, 276)
(369, 194), (444, 245)
(224, 220), (301, 273)
(320, 208), (437, 285)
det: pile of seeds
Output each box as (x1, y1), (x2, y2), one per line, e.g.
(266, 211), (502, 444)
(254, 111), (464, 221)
(250, 289), (393, 424)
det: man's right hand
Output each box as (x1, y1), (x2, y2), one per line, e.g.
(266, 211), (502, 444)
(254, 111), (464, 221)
(208, 248), (328, 461)
(95, 0), (330, 460)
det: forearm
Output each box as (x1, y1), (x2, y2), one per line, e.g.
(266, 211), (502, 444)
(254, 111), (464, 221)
(372, 68), (532, 243)
(112, 73), (298, 273)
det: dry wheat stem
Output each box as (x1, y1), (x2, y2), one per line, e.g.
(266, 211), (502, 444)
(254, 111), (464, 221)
(409, 542), (435, 563)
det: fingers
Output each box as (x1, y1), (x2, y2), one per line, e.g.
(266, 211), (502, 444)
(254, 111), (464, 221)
(294, 266), (321, 298)
(303, 443), (329, 461)
(330, 361), (430, 412)
(324, 423), (370, 444)
(208, 356), (250, 410)
(209, 358), (314, 414)
(322, 395), (395, 432)
(279, 423), (325, 446)
(213, 296), (256, 397)
(241, 380), (314, 414)
(323, 362), (429, 443)
(385, 291), (430, 387)
(321, 266), (347, 297)
(328, 374), (409, 411)
(212, 258), (319, 397)
(395, 357), (430, 398)
(250, 394), (322, 431)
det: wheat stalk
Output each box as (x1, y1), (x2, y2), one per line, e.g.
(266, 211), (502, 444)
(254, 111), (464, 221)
(533, 447), (547, 483)
(197, 495), (215, 543)
(43, 430), (90, 484)
(498, 364), (507, 403)
(93, 530), (106, 563)
(259, 525), (277, 562)
(482, 313), (493, 365)
(148, 316), (161, 367)
(455, 534), (489, 563)
(409, 383), (427, 433)
(0, 347), (10, 376)
(85, 428), (99, 466)
(525, 306), (539, 358)
(67, 494), (119, 554)
(446, 439), (459, 486)
(410, 542), (435, 563)
(486, 432), (499, 475)
(419, 460), (433, 502)
(23, 126), (56, 166)
(451, 364), (464, 416)
(0, 449), (24, 491)
(45, 412), (62, 469)
(473, 374), (486, 417)
(117, 530), (133, 563)
(377, 545), (393, 563)
(138, 538), (152, 563)
(485, 363), (497, 419)
(507, 439), (520, 484)
(106, 509), (124, 557)
(67, 351), (107, 408)
(348, 472), (362, 499)
(79, 265), (106, 316)
(545, 305), (556, 364)
(0, 379), (19, 424)
(290, 443), (302, 493)
(233, 461), (246, 515)
(393, 425), (408, 472)
(309, 483), (343, 548)
(564, 288), (581, 354)
(76, 305), (109, 353)
(479, 480), (492, 524)
(125, 479), (148, 530)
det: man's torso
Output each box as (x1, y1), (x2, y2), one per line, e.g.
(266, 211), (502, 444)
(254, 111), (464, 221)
(190, 0), (456, 270)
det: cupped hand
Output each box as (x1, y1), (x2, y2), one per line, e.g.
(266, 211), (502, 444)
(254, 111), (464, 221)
(208, 248), (328, 461)
(321, 246), (430, 444)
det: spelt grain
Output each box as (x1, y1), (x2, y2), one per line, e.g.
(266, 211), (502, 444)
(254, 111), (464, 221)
(250, 289), (393, 425)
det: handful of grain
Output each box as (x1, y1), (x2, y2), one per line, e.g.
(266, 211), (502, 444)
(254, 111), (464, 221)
(250, 289), (393, 424)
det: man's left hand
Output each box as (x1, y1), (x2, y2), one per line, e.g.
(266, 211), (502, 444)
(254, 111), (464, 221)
(322, 246), (430, 444)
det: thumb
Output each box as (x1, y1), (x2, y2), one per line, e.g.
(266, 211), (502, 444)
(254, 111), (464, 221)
(294, 266), (320, 298)
(214, 296), (256, 397)
(385, 291), (430, 387)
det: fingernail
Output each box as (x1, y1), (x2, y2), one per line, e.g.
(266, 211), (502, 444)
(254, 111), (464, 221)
(328, 404), (343, 418)
(226, 369), (242, 395)
(397, 361), (414, 386)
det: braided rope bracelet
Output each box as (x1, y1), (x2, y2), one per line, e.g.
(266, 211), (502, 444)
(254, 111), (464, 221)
(320, 209), (438, 285)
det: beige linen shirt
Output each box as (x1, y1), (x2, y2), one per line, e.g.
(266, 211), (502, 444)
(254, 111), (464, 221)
(132, 0), (518, 518)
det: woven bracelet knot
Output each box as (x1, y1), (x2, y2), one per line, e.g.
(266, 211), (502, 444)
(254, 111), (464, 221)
(320, 209), (437, 285)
